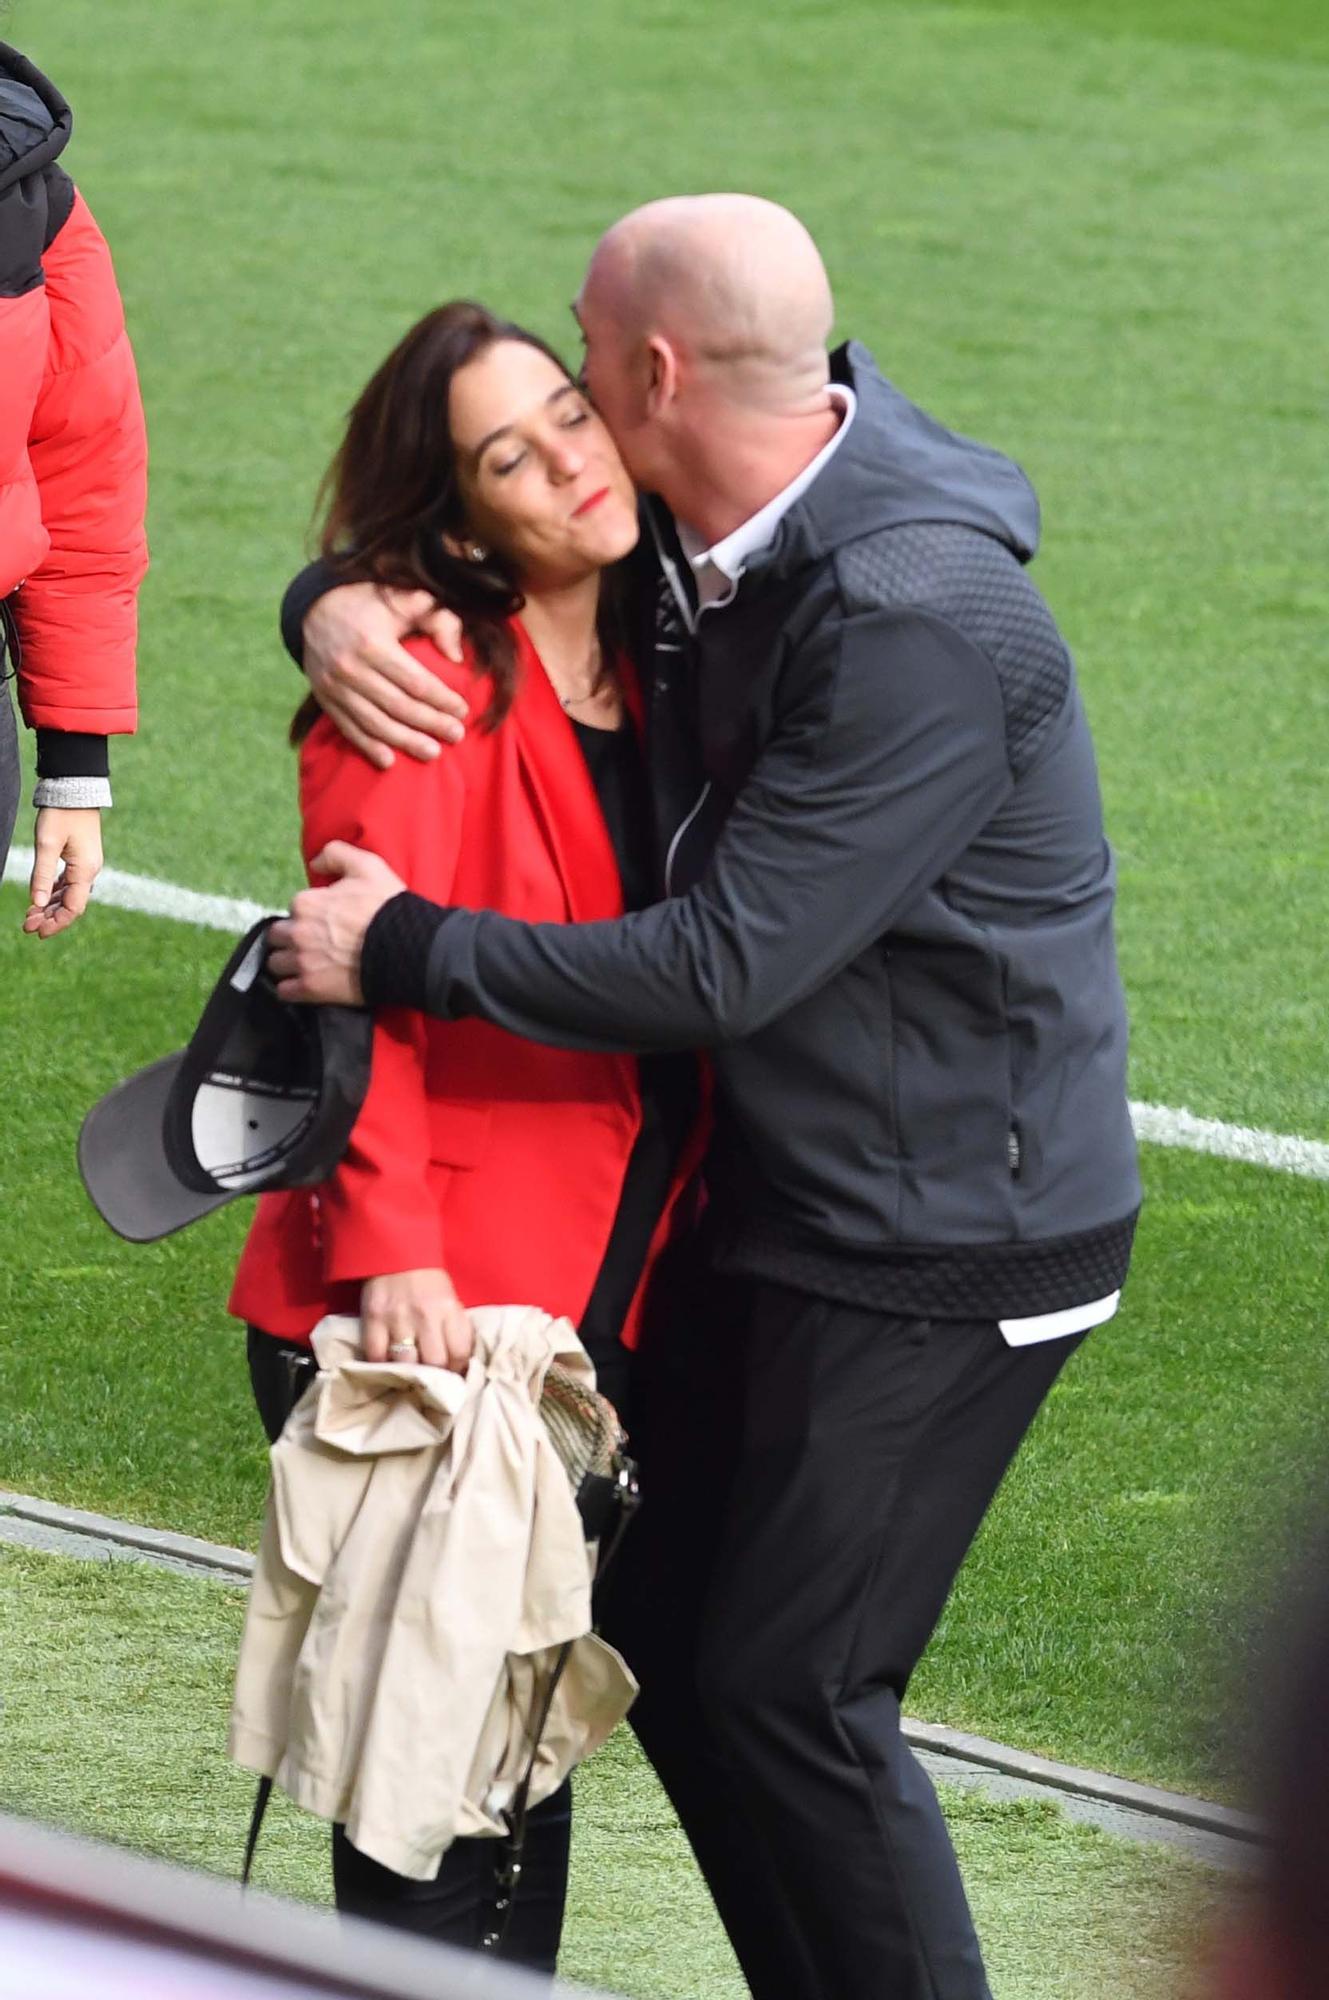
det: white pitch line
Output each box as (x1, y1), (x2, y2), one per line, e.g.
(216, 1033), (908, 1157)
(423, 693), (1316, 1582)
(1130, 1102), (1329, 1182)
(4, 844), (271, 934)
(5, 845), (1329, 1184)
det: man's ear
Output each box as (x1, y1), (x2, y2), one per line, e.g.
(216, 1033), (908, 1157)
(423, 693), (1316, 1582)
(644, 334), (680, 419)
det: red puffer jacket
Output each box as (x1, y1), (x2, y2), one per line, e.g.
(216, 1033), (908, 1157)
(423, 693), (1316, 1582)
(0, 43), (145, 736)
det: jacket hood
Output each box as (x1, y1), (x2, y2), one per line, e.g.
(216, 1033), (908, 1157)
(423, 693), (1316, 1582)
(0, 43), (72, 192)
(756, 341), (1041, 579)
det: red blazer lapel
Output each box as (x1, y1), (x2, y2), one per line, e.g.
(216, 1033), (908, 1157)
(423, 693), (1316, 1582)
(509, 621), (624, 924)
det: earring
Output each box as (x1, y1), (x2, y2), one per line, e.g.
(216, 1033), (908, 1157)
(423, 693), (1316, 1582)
(468, 545), (488, 563)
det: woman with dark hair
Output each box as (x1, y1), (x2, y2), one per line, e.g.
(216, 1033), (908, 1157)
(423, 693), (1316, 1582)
(228, 301), (705, 1971)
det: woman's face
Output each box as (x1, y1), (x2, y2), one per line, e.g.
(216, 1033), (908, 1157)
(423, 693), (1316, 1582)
(449, 340), (640, 587)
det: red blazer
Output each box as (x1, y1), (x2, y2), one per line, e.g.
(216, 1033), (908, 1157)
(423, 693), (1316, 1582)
(230, 622), (706, 1349)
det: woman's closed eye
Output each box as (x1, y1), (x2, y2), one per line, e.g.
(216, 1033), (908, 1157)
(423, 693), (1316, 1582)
(493, 407), (589, 476)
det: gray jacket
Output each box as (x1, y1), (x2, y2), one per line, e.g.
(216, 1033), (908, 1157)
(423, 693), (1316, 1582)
(361, 345), (1141, 1318)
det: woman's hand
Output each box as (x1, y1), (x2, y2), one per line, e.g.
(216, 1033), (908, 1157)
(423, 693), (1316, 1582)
(360, 1268), (474, 1372)
(24, 807), (103, 937)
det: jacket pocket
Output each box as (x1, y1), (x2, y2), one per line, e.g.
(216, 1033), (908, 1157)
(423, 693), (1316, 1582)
(426, 1099), (492, 1169)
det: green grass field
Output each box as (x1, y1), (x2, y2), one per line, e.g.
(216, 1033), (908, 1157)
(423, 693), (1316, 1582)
(0, 1546), (1220, 2000)
(2, 0), (1326, 1989)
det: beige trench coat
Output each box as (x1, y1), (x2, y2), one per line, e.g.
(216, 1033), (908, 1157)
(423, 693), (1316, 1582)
(228, 1308), (637, 1881)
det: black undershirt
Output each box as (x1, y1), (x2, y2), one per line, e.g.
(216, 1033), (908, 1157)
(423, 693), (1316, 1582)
(568, 718), (699, 1377)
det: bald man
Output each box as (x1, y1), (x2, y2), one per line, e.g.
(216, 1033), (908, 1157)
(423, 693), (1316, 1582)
(273, 196), (1140, 2000)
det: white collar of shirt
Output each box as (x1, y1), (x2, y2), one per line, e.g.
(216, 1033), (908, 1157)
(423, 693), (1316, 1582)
(676, 384), (858, 612)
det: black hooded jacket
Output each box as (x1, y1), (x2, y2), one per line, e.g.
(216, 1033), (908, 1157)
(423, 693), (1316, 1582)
(287, 345), (1141, 1318)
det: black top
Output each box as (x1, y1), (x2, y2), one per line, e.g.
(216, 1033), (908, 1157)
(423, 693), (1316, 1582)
(569, 718), (698, 1383)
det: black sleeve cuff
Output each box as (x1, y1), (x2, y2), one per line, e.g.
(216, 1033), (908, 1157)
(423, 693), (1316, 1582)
(361, 892), (451, 1012)
(280, 557), (342, 669)
(36, 729), (110, 780)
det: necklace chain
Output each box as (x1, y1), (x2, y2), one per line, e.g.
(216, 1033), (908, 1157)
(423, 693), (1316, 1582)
(550, 637), (612, 712)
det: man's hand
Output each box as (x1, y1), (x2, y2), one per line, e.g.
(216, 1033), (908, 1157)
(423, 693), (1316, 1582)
(361, 1267), (474, 1372)
(24, 808), (104, 938)
(305, 583), (469, 770)
(267, 842), (406, 1005)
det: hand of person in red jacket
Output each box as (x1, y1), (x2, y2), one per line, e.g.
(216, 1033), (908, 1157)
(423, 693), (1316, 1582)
(22, 806), (103, 938)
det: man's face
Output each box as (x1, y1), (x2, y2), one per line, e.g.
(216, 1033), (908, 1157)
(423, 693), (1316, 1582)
(571, 276), (657, 489)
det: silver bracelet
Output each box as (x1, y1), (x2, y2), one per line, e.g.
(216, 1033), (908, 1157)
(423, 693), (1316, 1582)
(33, 776), (113, 811)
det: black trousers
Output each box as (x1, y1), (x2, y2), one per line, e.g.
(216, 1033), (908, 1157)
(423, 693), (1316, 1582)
(597, 1250), (1085, 2000)
(246, 1329), (574, 1975)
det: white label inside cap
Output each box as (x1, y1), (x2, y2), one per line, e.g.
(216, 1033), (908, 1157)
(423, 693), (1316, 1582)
(229, 931), (268, 994)
(192, 1080), (314, 1190)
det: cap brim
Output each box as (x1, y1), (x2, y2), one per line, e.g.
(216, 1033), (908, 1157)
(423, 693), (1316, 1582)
(78, 1053), (235, 1243)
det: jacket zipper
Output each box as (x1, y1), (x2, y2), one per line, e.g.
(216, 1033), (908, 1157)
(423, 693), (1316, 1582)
(644, 505), (698, 637)
(665, 781), (712, 897)
(645, 500), (711, 897)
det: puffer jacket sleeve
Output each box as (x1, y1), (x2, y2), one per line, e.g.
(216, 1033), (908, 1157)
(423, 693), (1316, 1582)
(12, 186), (147, 734)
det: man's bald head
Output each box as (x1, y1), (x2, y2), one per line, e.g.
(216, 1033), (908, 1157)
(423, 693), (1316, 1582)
(582, 194), (835, 410)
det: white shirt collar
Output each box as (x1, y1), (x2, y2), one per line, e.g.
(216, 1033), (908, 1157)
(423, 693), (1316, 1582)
(676, 384), (857, 610)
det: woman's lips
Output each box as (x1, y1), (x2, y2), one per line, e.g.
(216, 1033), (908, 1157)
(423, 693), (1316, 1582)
(572, 487), (611, 518)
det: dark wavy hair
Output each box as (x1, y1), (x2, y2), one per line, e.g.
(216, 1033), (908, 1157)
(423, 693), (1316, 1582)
(292, 300), (623, 743)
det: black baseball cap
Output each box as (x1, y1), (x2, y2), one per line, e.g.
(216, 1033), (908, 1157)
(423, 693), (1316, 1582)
(78, 917), (374, 1243)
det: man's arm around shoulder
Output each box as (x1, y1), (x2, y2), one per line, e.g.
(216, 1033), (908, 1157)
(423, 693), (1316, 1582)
(358, 607), (1015, 1048)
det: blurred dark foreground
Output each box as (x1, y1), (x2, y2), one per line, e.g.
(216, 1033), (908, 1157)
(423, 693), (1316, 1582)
(0, 1810), (615, 2000)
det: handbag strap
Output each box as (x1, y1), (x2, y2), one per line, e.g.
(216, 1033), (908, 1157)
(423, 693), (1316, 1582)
(241, 1774), (274, 1887)
(481, 1456), (641, 1954)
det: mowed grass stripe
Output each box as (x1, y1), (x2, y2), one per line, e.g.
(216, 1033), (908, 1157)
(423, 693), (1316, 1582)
(927, 0), (1329, 61)
(0, 1546), (1220, 2000)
